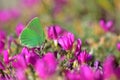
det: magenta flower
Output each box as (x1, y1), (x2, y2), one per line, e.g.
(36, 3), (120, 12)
(26, 49), (39, 65)
(3, 50), (9, 64)
(0, 30), (6, 41)
(21, 47), (31, 64)
(75, 39), (82, 56)
(16, 23), (25, 37)
(99, 19), (113, 32)
(77, 50), (92, 64)
(58, 32), (74, 50)
(12, 54), (27, 70)
(0, 75), (12, 80)
(94, 61), (100, 70)
(0, 30), (6, 53)
(93, 61), (103, 80)
(0, 40), (5, 53)
(117, 42), (120, 51)
(47, 25), (65, 40)
(0, 76), (6, 80)
(43, 52), (57, 73)
(21, 47), (31, 63)
(10, 8), (20, 19)
(53, 0), (67, 15)
(34, 52), (57, 79)
(103, 55), (118, 79)
(0, 9), (20, 23)
(34, 59), (47, 79)
(75, 39), (82, 52)
(20, 47), (40, 66)
(0, 10), (11, 22)
(21, 47), (29, 56)
(16, 69), (27, 80)
(65, 70), (81, 80)
(94, 69), (103, 80)
(21, 0), (39, 7)
(80, 65), (94, 80)
(0, 61), (5, 70)
(115, 67), (120, 79)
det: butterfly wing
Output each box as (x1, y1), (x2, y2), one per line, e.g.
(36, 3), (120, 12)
(20, 17), (45, 48)
(20, 28), (41, 48)
(27, 17), (45, 45)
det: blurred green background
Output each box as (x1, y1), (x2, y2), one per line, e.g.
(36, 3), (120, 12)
(0, 0), (120, 34)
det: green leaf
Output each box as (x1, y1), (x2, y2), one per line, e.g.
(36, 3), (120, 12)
(20, 17), (45, 48)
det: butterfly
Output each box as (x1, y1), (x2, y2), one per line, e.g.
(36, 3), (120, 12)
(20, 17), (45, 48)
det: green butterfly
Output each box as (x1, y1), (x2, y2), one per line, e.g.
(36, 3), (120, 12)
(20, 17), (45, 48)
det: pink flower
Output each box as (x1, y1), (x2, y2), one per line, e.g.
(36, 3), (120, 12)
(0, 41), (5, 53)
(77, 50), (92, 64)
(53, 0), (67, 15)
(80, 65), (94, 80)
(10, 8), (20, 19)
(15, 23), (25, 37)
(0, 30), (6, 52)
(34, 52), (57, 79)
(20, 47), (41, 66)
(12, 54), (27, 70)
(0, 10), (11, 22)
(65, 70), (81, 80)
(58, 32), (74, 50)
(75, 39), (82, 56)
(3, 50), (9, 64)
(0, 9), (20, 23)
(0, 61), (5, 70)
(47, 25), (65, 40)
(21, 0), (40, 7)
(117, 42), (120, 51)
(75, 39), (82, 52)
(43, 52), (57, 73)
(103, 55), (117, 79)
(94, 61), (100, 70)
(0, 30), (6, 41)
(26, 49), (39, 65)
(99, 19), (113, 32)
(16, 69), (27, 80)
(115, 67), (120, 79)
(94, 69), (103, 80)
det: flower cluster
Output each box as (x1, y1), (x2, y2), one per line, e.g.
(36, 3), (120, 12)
(1, 0), (120, 79)
(0, 23), (120, 80)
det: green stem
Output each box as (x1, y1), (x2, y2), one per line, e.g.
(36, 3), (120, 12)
(30, 66), (36, 80)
